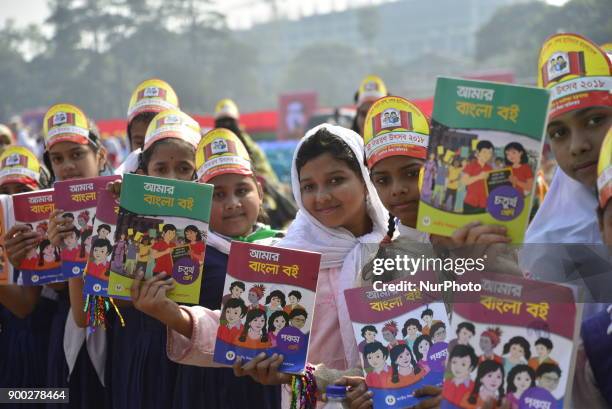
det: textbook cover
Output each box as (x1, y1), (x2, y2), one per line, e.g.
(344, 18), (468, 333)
(83, 188), (120, 296)
(0, 195), (14, 285)
(54, 175), (120, 280)
(344, 272), (450, 409)
(12, 189), (62, 285)
(107, 173), (212, 304)
(441, 273), (581, 409)
(416, 77), (550, 243)
(213, 241), (321, 374)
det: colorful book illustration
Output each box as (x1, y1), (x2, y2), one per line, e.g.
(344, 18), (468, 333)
(54, 175), (120, 280)
(441, 273), (581, 409)
(417, 77), (550, 243)
(107, 174), (212, 304)
(213, 241), (321, 374)
(83, 188), (120, 296)
(0, 195), (14, 285)
(344, 272), (450, 409)
(12, 189), (62, 285)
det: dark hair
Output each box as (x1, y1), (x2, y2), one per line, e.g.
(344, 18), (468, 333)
(38, 239), (60, 266)
(162, 224), (177, 234)
(386, 214), (396, 241)
(361, 325), (377, 338)
(229, 281), (246, 292)
(402, 318), (422, 338)
(265, 290), (286, 307)
(536, 363), (561, 378)
(507, 364), (535, 394)
(92, 238), (112, 254)
(503, 336), (531, 360)
(363, 341), (388, 365)
(62, 212), (74, 220)
(138, 138), (196, 177)
(214, 117), (255, 159)
(504, 142), (528, 165)
(535, 337), (553, 351)
(79, 228), (93, 258)
(289, 308), (308, 320)
(467, 360), (504, 405)
(268, 310), (289, 332)
(97, 224), (111, 234)
(413, 335), (432, 361)
(476, 140), (494, 151)
(238, 309), (268, 343)
(421, 309), (433, 319)
(184, 225), (202, 242)
(457, 322), (476, 336)
(449, 344), (478, 370)
(222, 297), (247, 319)
(390, 344), (421, 384)
(430, 321), (446, 340)
(127, 111), (157, 147)
(67, 226), (81, 239)
(288, 290), (302, 300)
(295, 128), (362, 180)
(43, 130), (105, 183)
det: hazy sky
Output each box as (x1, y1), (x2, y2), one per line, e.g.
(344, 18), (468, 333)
(0, 0), (571, 31)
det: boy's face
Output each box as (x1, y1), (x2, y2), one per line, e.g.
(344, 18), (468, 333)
(231, 286), (243, 298)
(163, 229), (176, 242)
(290, 315), (306, 329)
(225, 306), (242, 324)
(450, 356), (472, 379)
(99, 228), (110, 239)
(546, 106), (612, 187)
(433, 327), (446, 342)
(538, 372), (560, 392)
(382, 329), (394, 342)
(288, 295), (298, 305)
(477, 147), (493, 163)
(458, 328), (473, 344)
(93, 246), (109, 263)
(364, 330), (376, 343)
(64, 232), (77, 248)
(248, 290), (259, 304)
(422, 315), (432, 325)
(367, 350), (386, 370)
(479, 335), (493, 353)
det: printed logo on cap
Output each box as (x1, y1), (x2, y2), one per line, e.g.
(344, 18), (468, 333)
(196, 128), (252, 183)
(358, 75), (387, 105)
(0, 146), (41, 188)
(363, 96), (430, 168)
(537, 33), (611, 119)
(43, 103), (90, 148)
(214, 98), (239, 119)
(143, 109), (201, 152)
(127, 78), (179, 122)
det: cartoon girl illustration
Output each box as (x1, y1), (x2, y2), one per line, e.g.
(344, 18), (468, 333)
(267, 310), (289, 347)
(111, 232), (127, 272)
(20, 245), (38, 270)
(61, 227), (81, 261)
(37, 239), (60, 268)
(264, 290), (286, 316)
(460, 359), (505, 409)
(504, 142), (534, 196)
(506, 364), (536, 409)
(479, 327), (503, 364)
(502, 336), (531, 375)
(413, 334), (432, 371)
(234, 309), (271, 349)
(422, 152), (436, 203)
(382, 320), (406, 351)
(402, 318), (422, 351)
(184, 225), (205, 266)
(217, 298), (247, 344)
(79, 228), (93, 261)
(247, 284), (266, 311)
(389, 344), (426, 388)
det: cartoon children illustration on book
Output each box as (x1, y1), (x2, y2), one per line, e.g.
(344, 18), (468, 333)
(247, 284), (266, 311)
(402, 318), (422, 351)
(61, 227), (81, 261)
(267, 310), (289, 347)
(288, 308), (308, 334)
(151, 224), (177, 275)
(264, 290), (286, 316)
(442, 344), (478, 407)
(505, 142), (534, 196)
(382, 320), (406, 351)
(234, 309), (271, 349)
(364, 342), (392, 389)
(505, 364), (535, 409)
(184, 224), (205, 266)
(222, 280), (245, 307)
(87, 238), (112, 280)
(527, 337), (557, 371)
(413, 334), (432, 372)
(218, 298), (247, 344)
(283, 290), (305, 313)
(459, 359), (505, 409)
(479, 327), (503, 364)
(38, 239), (60, 268)
(389, 344), (427, 388)
(502, 336), (531, 375)
(461, 140), (494, 214)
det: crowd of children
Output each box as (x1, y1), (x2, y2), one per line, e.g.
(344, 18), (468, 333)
(0, 32), (610, 409)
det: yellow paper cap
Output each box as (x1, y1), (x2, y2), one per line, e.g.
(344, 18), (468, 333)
(597, 127), (612, 207)
(196, 128), (252, 183)
(363, 96), (430, 168)
(127, 78), (179, 122)
(0, 146), (41, 189)
(537, 33), (611, 119)
(43, 103), (91, 149)
(143, 109), (201, 152)
(357, 75), (388, 105)
(214, 99), (240, 120)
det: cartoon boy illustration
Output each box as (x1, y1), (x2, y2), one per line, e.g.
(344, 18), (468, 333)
(364, 342), (391, 388)
(461, 140), (494, 214)
(87, 238), (112, 281)
(288, 308), (308, 333)
(442, 344), (478, 406)
(358, 325), (378, 354)
(528, 338), (558, 371)
(247, 284), (266, 311)
(447, 322), (476, 357)
(217, 298), (247, 344)
(61, 227), (81, 261)
(151, 224), (177, 275)
(283, 290), (305, 313)
(222, 281), (245, 307)
(535, 363), (561, 393)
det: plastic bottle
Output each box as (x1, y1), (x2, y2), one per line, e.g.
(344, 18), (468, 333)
(326, 385), (347, 408)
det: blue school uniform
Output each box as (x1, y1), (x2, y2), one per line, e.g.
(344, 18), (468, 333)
(581, 307), (612, 407)
(172, 244), (282, 409)
(0, 293), (55, 409)
(45, 288), (107, 409)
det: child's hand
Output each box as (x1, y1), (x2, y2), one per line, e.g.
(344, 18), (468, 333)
(412, 385), (442, 409)
(48, 209), (75, 247)
(450, 221), (510, 246)
(232, 353), (292, 386)
(107, 181), (122, 198)
(4, 225), (42, 268)
(334, 376), (373, 409)
(130, 271), (177, 324)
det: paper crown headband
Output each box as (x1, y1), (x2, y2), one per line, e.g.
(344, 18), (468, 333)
(357, 75), (388, 106)
(0, 146), (41, 189)
(43, 103), (93, 149)
(143, 109), (201, 152)
(127, 78), (179, 123)
(537, 33), (611, 120)
(597, 127), (612, 208)
(363, 96), (430, 168)
(214, 98), (240, 120)
(195, 128), (252, 183)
